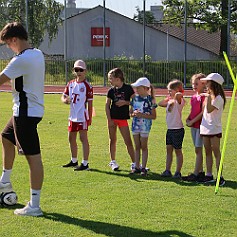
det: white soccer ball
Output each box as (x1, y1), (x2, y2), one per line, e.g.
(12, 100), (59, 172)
(0, 191), (18, 206)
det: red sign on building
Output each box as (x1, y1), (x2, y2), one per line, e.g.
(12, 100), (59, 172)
(91, 27), (110, 47)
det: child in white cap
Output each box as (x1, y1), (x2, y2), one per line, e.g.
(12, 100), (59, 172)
(130, 77), (157, 176)
(198, 73), (226, 186)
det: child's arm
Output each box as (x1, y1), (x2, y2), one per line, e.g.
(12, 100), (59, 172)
(206, 95), (216, 113)
(105, 97), (114, 127)
(132, 108), (156, 120)
(61, 94), (70, 104)
(115, 100), (130, 107)
(158, 97), (169, 107)
(115, 93), (135, 107)
(87, 100), (93, 126)
(186, 111), (203, 127)
(174, 92), (183, 104)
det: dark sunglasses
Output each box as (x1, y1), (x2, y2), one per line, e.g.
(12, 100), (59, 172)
(74, 68), (84, 72)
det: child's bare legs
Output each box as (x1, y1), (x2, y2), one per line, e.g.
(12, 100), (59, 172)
(140, 136), (148, 168)
(119, 126), (135, 163)
(108, 124), (117, 161)
(166, 145), (173, 171)
(133, 134), (141, 168)
(69, 131), (78, 158)
(210, 136), (221, 174)
(194, 147), (203, 175)
(175, 148), (183, 173)
(203, 137), (213, 176)
(79, 130), (89, 161)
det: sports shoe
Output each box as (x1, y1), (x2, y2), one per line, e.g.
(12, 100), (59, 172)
(130, 163), (136, 171)
(196, 171), (205, 182)
(140, 164), (150, 171)
(161, 170), (172, 177)
(74, 163), (89, 171)
(62, 160), (78, 168)
(0, 182), (13, 193)
(198, 175), (215, 184)
(216, 176), (226, 187)
(109, 161), (119, 171)
(182, 173), (197, 182)
(14, 202), (43, 216)
(141, 168), (148, 176)
(173, 171), (182, 179)
(130, 168), (141, 174)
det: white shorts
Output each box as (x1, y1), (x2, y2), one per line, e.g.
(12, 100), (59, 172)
(132, 132), (149, 138)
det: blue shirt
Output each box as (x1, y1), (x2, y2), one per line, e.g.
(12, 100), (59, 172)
(131, 95), (155, 134)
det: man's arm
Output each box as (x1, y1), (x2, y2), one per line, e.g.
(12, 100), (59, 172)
(0, 73), (11, 86)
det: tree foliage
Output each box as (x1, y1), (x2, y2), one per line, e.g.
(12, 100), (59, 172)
(162, 0), (236, 56)
(133, 6), (156, 24)
(0, 0), (64, 47)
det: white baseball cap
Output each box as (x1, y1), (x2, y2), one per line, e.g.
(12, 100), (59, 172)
(200, 73), (224, 85)
(131, 77), (150, 87)
(74, 60), (86, 69)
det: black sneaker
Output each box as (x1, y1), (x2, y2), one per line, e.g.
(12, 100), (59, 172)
(217, 177), (226, 187)
(198, 175), (215, 184)
(182, 173), (197, 182)
(141, 168), (148, 176)
(173, 171), (182, 179)
(62, 161), (78, 168)
(197, 171), (205, 181)
(161, 170), (172, 177)
(74, 163), (89, 171)
(130, 168), (141, 174)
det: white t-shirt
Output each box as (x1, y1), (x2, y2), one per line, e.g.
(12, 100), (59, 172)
(166, 98), (185, 129)
(2, 48), (45, 117)
(63, 79), (93, 122)
(200, 95), (223, 135)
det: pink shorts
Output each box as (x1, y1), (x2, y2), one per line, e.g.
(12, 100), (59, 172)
(68, 121), (88, 132)
(112, 119), (128, 128)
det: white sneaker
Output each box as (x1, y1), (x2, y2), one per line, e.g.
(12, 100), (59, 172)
(109, 161), (119, 171)
(14, 202), (43, 216)
(130, 163), (136, 171)
(139, 165), (149, 171)
(0, 182), (13, 193)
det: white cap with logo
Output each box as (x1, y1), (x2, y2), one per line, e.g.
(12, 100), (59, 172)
(131, 77), (150, 87)
(200, 73), (224, 85)
(74, 60), (86, 69)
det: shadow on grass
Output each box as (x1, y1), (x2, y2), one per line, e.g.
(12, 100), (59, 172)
(43, 212), (194, 237)
(0, 203), (24, 209)
(90, 168), (237, 189)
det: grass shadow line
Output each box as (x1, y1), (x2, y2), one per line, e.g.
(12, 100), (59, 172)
(89, 168), (237, 189)
(43, 212), (195, 237)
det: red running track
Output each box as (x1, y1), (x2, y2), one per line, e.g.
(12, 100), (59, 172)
(0, 84), (235, 97)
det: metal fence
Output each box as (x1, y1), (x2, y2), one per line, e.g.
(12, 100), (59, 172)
(0, 59), (235, 89)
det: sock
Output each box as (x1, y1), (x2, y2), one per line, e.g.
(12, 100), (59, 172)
(0, 169), (12, 183)
(30, 189), (41, 208)
(82, 160), (88, 166)
(71, 157), (78, 163)
(206, 172), (212, 177)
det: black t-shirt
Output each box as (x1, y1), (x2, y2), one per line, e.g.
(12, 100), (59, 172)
(107, 83), (134, 119)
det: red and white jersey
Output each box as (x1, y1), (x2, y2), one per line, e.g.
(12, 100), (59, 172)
(63, 79), (93, 122)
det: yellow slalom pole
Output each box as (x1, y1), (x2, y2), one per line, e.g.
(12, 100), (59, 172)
(215, 52), (237, 194)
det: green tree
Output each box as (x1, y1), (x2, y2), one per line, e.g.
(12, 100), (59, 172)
(162, 0), (236, 56)
(0, 0), (64, 47)
(133, 6), (156, 24)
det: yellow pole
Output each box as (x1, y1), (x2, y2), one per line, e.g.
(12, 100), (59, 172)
(215, 52), (237, 194)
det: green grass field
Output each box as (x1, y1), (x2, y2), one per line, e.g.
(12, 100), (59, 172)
(0, 93), (236, 237)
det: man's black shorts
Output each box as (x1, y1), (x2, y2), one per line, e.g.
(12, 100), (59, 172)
(1, 116), (42, 155)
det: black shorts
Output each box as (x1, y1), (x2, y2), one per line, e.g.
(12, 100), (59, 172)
(166, 128), (185, 149)
(1, 116), (42, 155)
